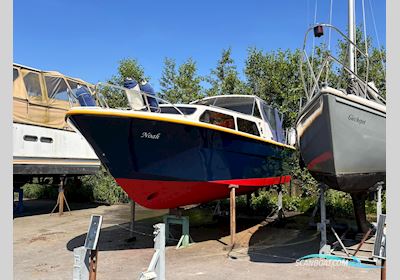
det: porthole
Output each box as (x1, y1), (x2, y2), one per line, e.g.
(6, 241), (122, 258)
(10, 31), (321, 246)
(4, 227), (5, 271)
(23, 135), (38, 142)
(40, 137), (53, 143)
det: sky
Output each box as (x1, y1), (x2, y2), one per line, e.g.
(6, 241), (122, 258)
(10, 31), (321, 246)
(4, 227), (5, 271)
(13, 0), (386, 91)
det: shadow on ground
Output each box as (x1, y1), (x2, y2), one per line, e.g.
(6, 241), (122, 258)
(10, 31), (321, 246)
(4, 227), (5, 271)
(65, 205), (358, 265)
(66, 207), (265, 252)
(66, 220), (161, 251)
(244, 214), (360, 263)
(13, 199), (105, 218)
(246, 215), (320, 263)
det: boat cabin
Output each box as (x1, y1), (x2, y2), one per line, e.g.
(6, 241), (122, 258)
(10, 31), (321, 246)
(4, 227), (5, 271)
(13, 63), (95, 130)
(92, 83), (287, 144)
(159, 95), (286, 144)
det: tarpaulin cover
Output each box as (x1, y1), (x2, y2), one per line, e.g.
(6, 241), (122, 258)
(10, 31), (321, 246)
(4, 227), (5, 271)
(13, 64), (94, 130)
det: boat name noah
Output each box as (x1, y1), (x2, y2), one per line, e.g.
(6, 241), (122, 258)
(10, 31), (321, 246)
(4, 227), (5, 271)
(141, 132), (161, 139)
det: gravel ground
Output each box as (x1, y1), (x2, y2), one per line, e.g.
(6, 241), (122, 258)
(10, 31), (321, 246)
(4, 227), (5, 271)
(13, 199), (380, 280)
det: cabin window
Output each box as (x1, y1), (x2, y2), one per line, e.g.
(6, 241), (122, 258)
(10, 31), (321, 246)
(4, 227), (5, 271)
(253, 103), (261, 118)
(23, 72), (43, 98)
(262, 103), (277, 132)
(13, 68), (19, 82)
(194, 98), (216, 106)
(237, 118), (260, 136)
(67, 80), (89, 98)
(200, 110), (235, 129)
(160, 106), (197, 115)
(45, 76), (70, 101)
(213, 97), (255, 115)
(67, 80), (90, 104)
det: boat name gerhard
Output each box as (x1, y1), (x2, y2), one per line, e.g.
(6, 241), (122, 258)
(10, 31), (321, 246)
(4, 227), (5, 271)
(140, 132), (161, 140)
(348, 114), (366, 125)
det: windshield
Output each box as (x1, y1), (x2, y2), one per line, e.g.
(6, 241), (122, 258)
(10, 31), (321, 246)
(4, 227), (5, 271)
(261, 102), (284, 143)
(213, 96), (255, 115)
(195, 96), (259, 117)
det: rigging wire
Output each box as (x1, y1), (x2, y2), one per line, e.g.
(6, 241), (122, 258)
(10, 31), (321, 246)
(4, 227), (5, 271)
(361, 0), (368, 56)
(325, 0), (334, 84)
(328, 0), (334, 51)
(304, 0), (311, 95)
(309, 0), (318, 93)
(367, 0), (386, 78)
(361, 0), (369, 95)
(311, 0), (318, 67)
(353, 0), (357, 75)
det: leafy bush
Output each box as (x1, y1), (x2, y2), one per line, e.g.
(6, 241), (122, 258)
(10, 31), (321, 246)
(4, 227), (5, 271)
(282, 195), (301, 211)
(23, 183), (58, 199)
(213, 186), (383, 220)
(325, 190), (354, 218)
(250, 189), (276, 215)
(236, 189), (312, 215)
(365, 190), (386, 217)
(289, 151), (319, 197)
(80, 167), (129, 204)
(22, 166), (129, 205)
(297, 196), (317, 213)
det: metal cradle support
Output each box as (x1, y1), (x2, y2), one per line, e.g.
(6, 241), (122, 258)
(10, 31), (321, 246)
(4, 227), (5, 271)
(277, 185), (285, 220)
(163, 215), (193, 249)
(314, 184), (386, 263)
(317, 183), (331, 254)
(265, 185), (286, 221)
(376, 183), (383, 224)
(139, 223), (166, 280)
(13, 186), (24, 214)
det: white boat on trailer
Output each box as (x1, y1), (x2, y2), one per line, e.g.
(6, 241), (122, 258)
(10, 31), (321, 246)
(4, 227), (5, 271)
(13, 63), (101, 188)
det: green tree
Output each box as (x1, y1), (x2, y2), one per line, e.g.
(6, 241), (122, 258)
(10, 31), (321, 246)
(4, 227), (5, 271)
(205, 48), (244, 96)
(159, 58), (177, 101)
(332, 27), (386, 98)
(160, 57), (203, 103)
(244, 48), (304, 128)
(111, 58), (149, 85)
(101, 58), (150, 108)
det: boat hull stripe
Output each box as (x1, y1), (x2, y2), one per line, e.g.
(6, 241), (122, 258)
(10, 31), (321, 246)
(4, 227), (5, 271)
(116, 176), (291, 209)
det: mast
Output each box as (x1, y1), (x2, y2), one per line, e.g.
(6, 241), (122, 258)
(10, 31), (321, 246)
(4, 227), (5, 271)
(348, 0), (356, 78)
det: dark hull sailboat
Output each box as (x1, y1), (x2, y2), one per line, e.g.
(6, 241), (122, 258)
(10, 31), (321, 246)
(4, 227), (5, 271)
(295, 10), (386, 195)
(297, 87), (386, 193)
(296, 0), (386, 234)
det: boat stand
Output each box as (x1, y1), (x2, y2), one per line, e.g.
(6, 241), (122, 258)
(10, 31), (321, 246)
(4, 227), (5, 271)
(139, 223), (166, 280)
(163, 213), (193, 249)
(212, 200), (223, 217)
(51, 176), (71, 216)
(375, 182), (384, 225)
(266, 185), (285, 220)
(277, 185), (284, 220)
(315, 183), (355, 256)
(13, 186), (24, 214)
(228, 184), (239, 248)
(313, 183), (387, 265)
(127, 200), (137, 241)
(317, 183), (331, 254)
